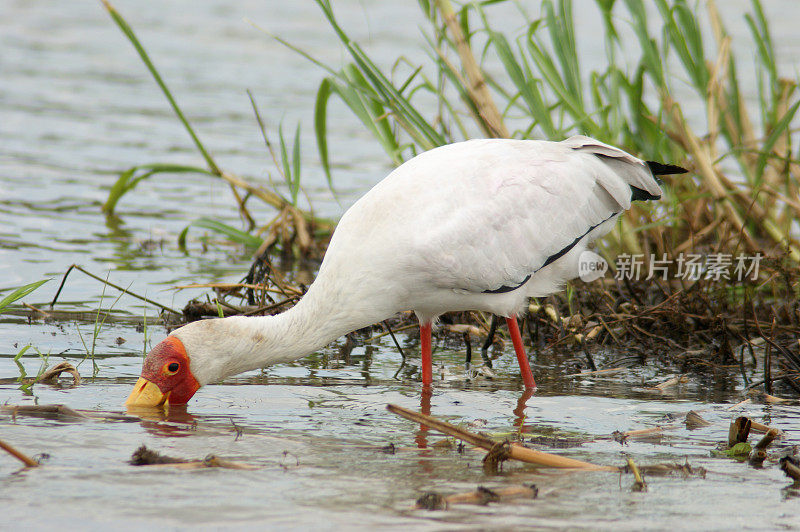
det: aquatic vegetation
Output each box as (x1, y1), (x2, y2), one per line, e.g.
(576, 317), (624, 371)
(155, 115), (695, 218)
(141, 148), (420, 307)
(13, 346), (53, 396)
(300, 0), (800, 393)
(0, 279), (48, 312)
(101, 0), (331, 258)
(75, 274), (126, 376)
(102, 0), (799, 268)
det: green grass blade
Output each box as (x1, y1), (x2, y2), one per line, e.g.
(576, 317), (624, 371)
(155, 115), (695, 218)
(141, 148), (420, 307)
(481, 11), (556, 137)
(314, 78), (335, 189)
(313, 0), (444, 148)
(13, 345), (32, 364)
(178, 218), (264, 249)
(291, 123), (302, 206)
(13, 344), (32, 383)
(101, 0), (220, 175)
(103, 164), (213, 214)
(755, 99), (800, 180)
(545, 0), (583, 107)
(748, 0), (777, 88)
(654, 0), (709, 91)
(623, 0), (665, 88)
(0, 280), (49, 311)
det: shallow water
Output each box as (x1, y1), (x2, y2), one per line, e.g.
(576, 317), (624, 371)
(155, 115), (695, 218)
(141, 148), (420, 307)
(2, 0), (800, 529)
(2, 379), (800, 530)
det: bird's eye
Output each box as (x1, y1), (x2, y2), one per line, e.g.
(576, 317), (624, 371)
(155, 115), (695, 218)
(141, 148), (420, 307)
(167, 362), (180, 373)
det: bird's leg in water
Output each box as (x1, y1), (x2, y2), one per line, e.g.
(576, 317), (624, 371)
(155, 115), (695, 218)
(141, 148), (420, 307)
(505, 315), (536, 389)
(420, 321), (432, 386)
(463, 332), (472, 371)
(480, 315), (498, 368)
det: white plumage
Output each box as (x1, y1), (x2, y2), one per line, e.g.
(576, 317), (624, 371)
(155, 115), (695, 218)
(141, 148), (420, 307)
(127, 135), (674, 406)
(323, 136), (660, 321)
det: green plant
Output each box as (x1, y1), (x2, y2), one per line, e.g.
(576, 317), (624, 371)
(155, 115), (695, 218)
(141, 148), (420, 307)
(76, 274), (126, 376)
(101, 0), (332, 257)
(301, 0), (799, 265)
(13, 345), (50, 396)
(178, 218), (264, 250)
(0, 279), (49, 312)
(13, 345), (32, 385)
(1, 279), (50, 394)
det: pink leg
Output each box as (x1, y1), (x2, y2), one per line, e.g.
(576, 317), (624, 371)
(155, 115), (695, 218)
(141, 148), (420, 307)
(505, 315), (536, 389)
(420, 321), (432, 386)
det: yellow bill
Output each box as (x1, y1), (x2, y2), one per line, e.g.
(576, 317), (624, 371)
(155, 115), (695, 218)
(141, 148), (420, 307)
(125, 377), (169, 407)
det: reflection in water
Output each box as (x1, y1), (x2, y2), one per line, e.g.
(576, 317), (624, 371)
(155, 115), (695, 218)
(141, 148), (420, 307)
(414, 386), (433, 449)
(513, 388), (535, 431)
(413, 387), (534, 449)
(126, 404), (198, 437)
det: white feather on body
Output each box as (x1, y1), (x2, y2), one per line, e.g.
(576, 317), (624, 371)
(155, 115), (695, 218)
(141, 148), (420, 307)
(175, 136), (662, 384)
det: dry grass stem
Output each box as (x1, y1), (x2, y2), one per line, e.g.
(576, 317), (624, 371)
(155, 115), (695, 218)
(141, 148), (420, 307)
(434, 0), (508, 137)
(626, 457), (647, 492)
(387, 404), (617, 471)
(0, 439), (39, 468)
(35, 362), (81, 385)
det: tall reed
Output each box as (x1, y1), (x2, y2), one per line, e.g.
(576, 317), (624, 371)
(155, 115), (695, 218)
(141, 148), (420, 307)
(309, 0), (799, 268)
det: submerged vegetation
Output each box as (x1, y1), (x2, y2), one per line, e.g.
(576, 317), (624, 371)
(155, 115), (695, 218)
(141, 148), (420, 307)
(100, 0), (332, 259)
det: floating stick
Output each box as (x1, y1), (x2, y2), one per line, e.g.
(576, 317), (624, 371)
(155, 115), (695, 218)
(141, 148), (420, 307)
(0, 439), (39, 468)
(387, 404), (617, 471)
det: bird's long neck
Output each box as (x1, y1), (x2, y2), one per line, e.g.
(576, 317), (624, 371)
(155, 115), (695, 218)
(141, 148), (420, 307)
(180, 276), (395, 385)
(248, 290), (368, 364)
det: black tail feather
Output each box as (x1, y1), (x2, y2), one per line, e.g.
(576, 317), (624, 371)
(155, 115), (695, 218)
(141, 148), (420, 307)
(630, 186), (660, 202)
(646, 160), (688, 176)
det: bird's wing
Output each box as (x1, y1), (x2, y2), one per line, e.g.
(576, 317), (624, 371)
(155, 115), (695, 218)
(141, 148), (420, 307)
(399, 137), (660, 293)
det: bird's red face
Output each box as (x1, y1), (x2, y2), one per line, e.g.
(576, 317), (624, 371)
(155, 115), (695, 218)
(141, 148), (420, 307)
(125, 336), (200, 407)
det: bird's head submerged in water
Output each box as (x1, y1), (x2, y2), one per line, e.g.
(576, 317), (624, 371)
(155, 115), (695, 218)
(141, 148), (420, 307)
(125, 335), (200, 407)
(125, 319), (235, 407)
(125, 316), (295, 407)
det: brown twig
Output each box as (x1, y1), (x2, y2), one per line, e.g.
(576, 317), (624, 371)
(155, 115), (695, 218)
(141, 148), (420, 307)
(0, 439), (39, 467)
(780, 457), (800, 486)
(434, 0), (508, 138)
(611, 426), (668, 444)
(748, 427), (782, 466)
(34, 362), (81, 385)
(749, 420), (784, 435)
(387, 404), (617, 471)
(728, 417), (752, 447)
(129, 445), (257, 469)
(50, 264), (180, 315)
(1, 404), (88, 419)
(23, 302), (52, 319)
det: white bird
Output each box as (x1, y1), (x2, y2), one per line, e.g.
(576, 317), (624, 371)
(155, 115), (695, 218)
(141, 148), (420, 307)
(126, 136), (685, 406)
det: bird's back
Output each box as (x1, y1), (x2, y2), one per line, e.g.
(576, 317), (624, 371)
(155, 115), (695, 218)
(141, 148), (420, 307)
(314, 137), (663, 319)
